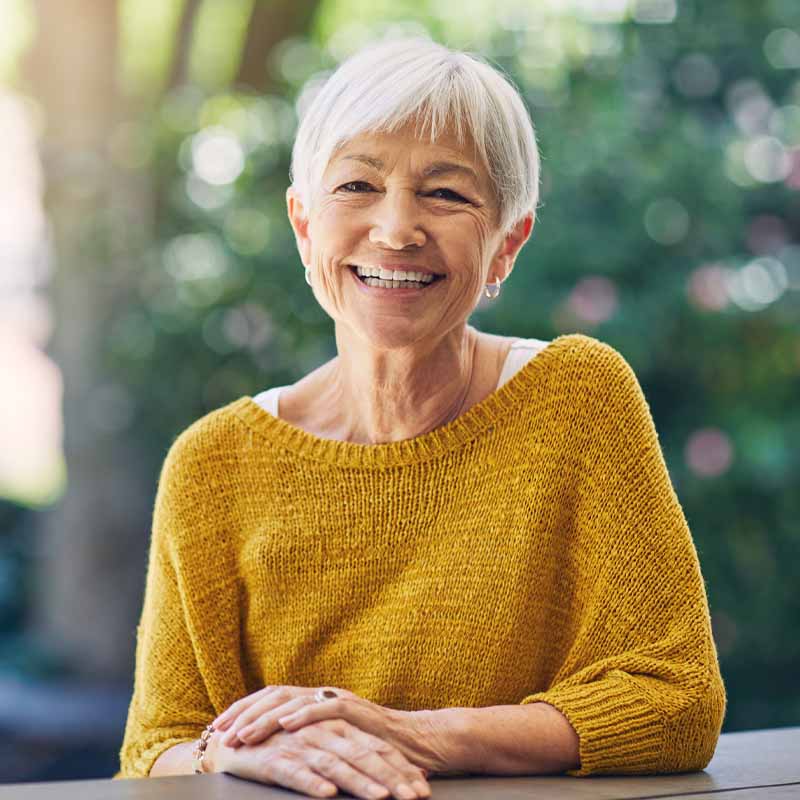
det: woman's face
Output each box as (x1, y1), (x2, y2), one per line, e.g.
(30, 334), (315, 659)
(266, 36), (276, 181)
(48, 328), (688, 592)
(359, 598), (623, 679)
(287, 122), (530, 350)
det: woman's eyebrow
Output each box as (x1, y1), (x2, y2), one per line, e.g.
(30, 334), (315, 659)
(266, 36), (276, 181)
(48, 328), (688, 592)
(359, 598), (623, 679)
(339, 154), (479, 184)
(341, 154), (384, 170)
(421, 161), (479, 183)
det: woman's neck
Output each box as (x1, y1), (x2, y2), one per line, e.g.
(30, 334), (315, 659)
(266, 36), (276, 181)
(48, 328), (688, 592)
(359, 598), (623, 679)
(279, 325), (511, 445)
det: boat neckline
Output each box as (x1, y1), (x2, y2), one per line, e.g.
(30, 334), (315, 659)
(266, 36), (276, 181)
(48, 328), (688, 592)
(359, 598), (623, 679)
(227, 332), (585, 468)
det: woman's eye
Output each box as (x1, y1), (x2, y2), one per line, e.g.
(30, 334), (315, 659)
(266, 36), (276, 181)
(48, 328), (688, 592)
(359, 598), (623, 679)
(339, 181), (372, 192)
(429, 188), (467, 203)
(337, 183), (468, 203)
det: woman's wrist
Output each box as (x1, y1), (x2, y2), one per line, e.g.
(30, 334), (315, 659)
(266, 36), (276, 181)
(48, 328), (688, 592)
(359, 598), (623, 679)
(192, 725), (222, 774)
(208, 728), (231, 773)
(407, 708), (473, 774)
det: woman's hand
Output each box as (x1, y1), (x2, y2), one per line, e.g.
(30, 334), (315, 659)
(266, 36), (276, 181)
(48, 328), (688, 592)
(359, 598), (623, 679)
(214, 685), (356, 748)
(213, 685), (446, 775)
(210, 718), (431, 799)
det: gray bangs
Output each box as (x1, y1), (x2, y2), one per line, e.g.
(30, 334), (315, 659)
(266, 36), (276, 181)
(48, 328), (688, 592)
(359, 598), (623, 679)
(290, 37), (541, 235)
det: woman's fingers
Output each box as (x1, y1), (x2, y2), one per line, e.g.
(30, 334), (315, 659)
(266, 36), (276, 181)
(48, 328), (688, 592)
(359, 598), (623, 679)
(250, 749), (338, 798)
(304, 745), (391, 799)
(299, 721), (430, 799)
(221, 722), (430, 800)
(228, 694), (316, 747)
(215, 684), (356, 733)
(222, 687), (311, 747)
(213, 685), (277, 730)
(220, 686), (300, 743)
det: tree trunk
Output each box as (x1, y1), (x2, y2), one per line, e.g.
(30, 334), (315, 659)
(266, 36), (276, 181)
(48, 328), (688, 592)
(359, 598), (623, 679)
(25, 0), (153, 681)
(236, 0), (320, 92)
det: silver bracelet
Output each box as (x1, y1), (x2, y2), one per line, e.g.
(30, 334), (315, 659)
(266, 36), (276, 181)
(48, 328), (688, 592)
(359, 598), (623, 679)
(191, 724), (216, 774)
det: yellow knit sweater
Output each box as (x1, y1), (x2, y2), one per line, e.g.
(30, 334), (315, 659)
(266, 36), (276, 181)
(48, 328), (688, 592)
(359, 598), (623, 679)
(116, 333), (726, 779)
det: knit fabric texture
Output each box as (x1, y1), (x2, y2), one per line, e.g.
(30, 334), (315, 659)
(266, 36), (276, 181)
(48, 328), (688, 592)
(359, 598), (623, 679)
(116, 332), (726, 779)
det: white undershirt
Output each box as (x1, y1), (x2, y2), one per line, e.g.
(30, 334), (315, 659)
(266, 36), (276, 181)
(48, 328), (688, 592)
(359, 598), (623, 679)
(252, 338), (550, 419)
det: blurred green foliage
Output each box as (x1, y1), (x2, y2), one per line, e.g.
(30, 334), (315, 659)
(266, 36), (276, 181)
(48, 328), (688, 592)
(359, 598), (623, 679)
(3, 0), (799, 739)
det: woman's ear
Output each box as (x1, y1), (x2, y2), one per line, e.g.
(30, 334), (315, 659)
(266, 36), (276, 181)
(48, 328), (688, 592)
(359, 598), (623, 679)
(490, 212), (535, 283)
(286, 187), (312, 267)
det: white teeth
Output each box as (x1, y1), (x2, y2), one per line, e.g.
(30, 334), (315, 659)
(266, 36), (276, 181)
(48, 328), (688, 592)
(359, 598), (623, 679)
(354, 265), (437, 283)
(362, 277), (428, 289)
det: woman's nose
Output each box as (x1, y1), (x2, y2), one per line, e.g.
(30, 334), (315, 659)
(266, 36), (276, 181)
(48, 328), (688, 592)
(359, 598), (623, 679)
(368, 191), (426, 250)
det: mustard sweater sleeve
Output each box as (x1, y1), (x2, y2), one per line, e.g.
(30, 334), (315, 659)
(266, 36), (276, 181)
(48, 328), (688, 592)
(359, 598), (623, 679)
(115, 439), (216, 778)
(520, 344), (726, 776)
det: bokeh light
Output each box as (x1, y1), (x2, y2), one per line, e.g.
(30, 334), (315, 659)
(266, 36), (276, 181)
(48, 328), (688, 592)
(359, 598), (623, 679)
(763, 28), (800, 70)
(223, 208), (272, 255)
(567, 276), (618, 325)
(191, 126), (245, 185)
(728, 257), (789, 311)
(687, 263), (732, 312)
(644, 197), (690, 245)
(631, 0), (677, 25)
(672, 53), (721, 98)
(743, 136), (792, 183)
(727, 79), (774, 136)
(685, 427), (734, 478)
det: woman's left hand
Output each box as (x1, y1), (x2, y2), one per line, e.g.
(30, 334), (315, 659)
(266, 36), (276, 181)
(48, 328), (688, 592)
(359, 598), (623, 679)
(212, 685), (450, 774)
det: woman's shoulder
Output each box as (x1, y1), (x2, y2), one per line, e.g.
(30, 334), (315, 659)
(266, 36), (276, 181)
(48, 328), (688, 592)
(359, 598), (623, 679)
(554, 335), (658, 448)
(494, 331), (629, 373)
(503, 332), (643, 409)
(568, 334), (641, 386)
(158, 398), (253, 484)
(535, 332), (635, 374)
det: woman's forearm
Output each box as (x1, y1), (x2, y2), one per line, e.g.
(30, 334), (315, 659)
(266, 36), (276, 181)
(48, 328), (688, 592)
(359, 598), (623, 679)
(421, 701), (580, 776)
(149, 702), (580, 778)
(149, 741), (197, 776)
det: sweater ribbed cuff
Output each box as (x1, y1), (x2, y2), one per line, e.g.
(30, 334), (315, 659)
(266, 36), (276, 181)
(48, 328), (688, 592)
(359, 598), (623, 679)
(520, 677), (665, 776)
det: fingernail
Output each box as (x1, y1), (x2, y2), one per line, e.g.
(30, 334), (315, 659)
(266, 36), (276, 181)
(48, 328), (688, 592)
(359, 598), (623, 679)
(367, 784), (388, 798)
(396, 784), (415, 800)
(412, 781), (429, 796)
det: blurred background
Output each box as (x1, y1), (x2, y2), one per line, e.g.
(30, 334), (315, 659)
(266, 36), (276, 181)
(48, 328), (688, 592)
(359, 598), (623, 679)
(0, 0), (798, 784)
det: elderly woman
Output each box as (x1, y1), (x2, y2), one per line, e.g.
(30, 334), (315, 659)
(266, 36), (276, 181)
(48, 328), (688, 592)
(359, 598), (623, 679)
(117, 36), (726, 799)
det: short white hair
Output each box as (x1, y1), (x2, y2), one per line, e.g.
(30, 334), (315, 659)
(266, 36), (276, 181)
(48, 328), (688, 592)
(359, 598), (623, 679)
(290, 37), (541, 235)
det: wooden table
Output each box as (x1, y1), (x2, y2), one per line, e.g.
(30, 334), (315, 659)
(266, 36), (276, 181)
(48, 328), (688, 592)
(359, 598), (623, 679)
(3, 726), (798, 798)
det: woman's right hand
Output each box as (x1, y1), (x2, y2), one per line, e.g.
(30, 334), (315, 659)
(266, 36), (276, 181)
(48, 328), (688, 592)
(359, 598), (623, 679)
(208, 717), (431, 800)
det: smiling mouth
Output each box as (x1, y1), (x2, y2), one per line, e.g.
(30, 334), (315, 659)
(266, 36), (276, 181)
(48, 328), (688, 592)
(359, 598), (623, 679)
(348, 266), (446, 285)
